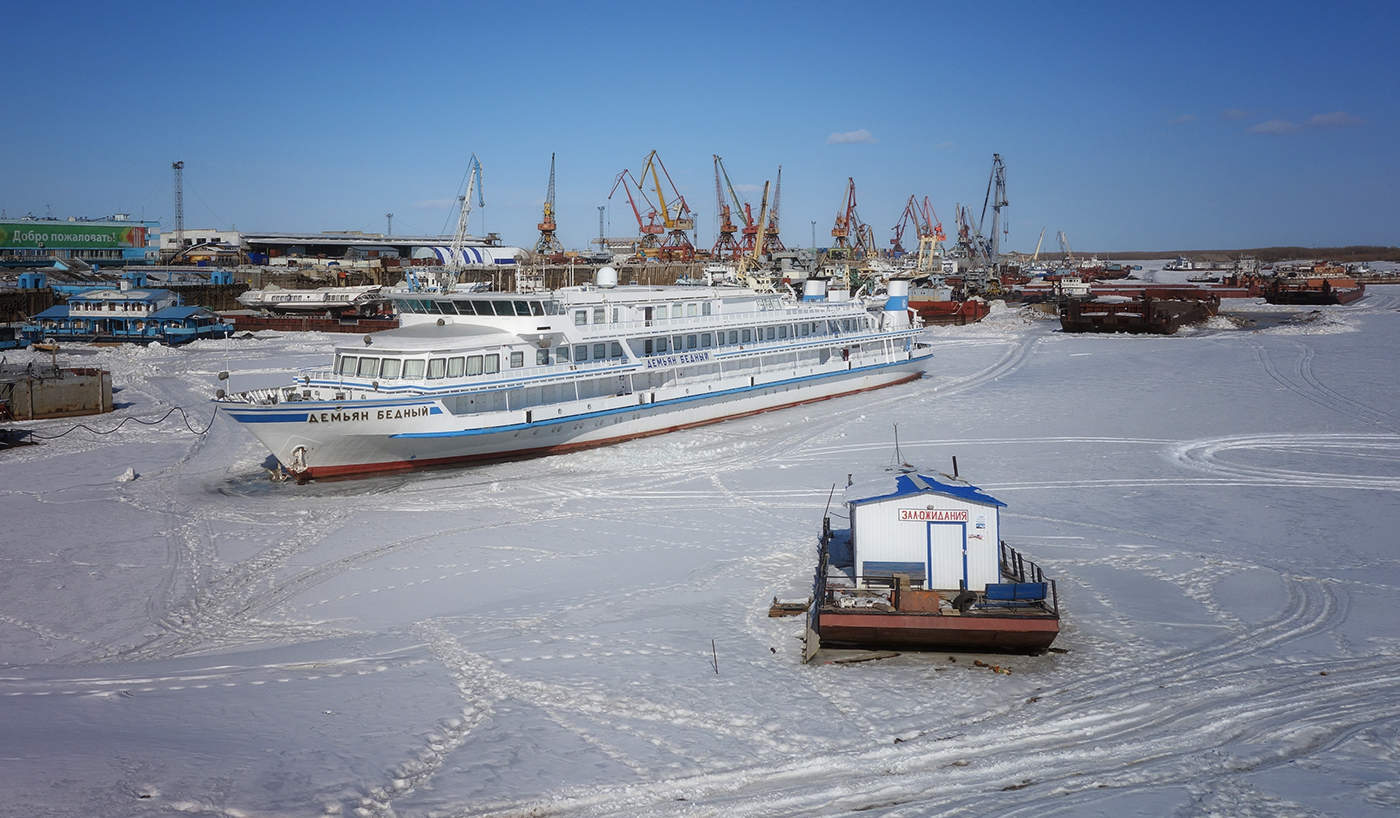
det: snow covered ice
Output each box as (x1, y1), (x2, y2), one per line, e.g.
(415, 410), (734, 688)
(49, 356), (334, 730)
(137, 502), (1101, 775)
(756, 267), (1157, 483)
(2, 284), (1399, 816)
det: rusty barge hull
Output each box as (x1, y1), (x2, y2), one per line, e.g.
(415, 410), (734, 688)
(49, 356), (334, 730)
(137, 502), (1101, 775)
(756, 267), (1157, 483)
(818, 609), (1060, 653)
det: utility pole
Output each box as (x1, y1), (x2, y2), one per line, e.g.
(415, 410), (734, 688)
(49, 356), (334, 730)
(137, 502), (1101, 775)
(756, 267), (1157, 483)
(597, 205), (604, 249)
(385, 213), (393, 236)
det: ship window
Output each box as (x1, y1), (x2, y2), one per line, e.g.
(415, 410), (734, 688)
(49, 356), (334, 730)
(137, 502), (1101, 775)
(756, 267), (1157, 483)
(357, 357), (379, 377)
(612, 307), (620, 323)
(700, 333), (712, 348)
(593, 343), (606, 360)
(644, 338), (653, 355)
(466, 355), (483, 375)
(686, 334), (697, 350)
(593, 307), (605, 324)
(427, 358), (447, 379)
(530, 301), (544, 316)
(671, 304), (682, 318)
(424, 301), (442, 315)
(447, 356), (466, 377)
(575, 345), (588, 361)
(403, 359), (425, 379)
(511, 351), (524, 368)
(766, 326), (776, 340)
(338, 356), (358, 375)
(728, 330), (738, 345)
(799, 323), (809, 337)
(557, 346), (570, 361)
(672, 335), (683, 351)
(484, 354), (500, 374)
(687, 303), (698, 317)
(546, 302), (562, 315)
(652, 307), (664, 323)
(436, 300), (458, 315)
(514, 301), (529, 316)
(536, 348), (550, 365)
(380, 359), (402, 379)
(574, 310), (587, 326)
(703, 302), (712, 316)
(609, 341), (623, 358)
(742, 329), (752, 343)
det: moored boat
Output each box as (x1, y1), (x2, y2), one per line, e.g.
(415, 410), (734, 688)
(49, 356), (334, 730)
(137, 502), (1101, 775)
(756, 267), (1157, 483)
(21, 285), (233, 345)
(217, 269), (934, 480)
(804, 465), (1060, 660)
(1263, 276), (1365, 305)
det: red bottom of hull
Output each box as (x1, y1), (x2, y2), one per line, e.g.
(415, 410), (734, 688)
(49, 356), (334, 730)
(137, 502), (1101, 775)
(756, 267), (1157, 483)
(818, 609), (1059, 653)
(301, 371), (925, 480)
(910, 300), (990, 325)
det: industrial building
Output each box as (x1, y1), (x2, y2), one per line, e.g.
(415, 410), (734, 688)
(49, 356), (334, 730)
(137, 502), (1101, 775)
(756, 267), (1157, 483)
(0, 215), (158, 268)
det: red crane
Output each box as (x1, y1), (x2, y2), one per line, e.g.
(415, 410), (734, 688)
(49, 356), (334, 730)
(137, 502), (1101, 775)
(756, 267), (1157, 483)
(711, 155), (745, 260)
(764, 164), (785, 252)
(608, 169), (663, 253)
(637, 150), (696, 261)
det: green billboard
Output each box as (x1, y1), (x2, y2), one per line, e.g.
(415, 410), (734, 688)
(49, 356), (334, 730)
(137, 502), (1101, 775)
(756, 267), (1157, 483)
(0, 223), (148, 249)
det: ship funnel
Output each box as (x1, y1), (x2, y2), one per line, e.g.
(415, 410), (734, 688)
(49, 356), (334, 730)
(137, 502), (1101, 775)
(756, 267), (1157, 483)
(595, 266), (618, 288)
(802, 278), (827, 302)
(883, 279), (911, 329)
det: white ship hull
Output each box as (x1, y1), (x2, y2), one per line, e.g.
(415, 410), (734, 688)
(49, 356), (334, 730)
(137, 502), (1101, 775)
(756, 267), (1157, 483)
(221, 352), (930, 479)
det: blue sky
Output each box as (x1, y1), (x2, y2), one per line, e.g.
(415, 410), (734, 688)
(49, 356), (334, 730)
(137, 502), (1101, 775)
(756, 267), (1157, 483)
(4, 0), (1396, 252)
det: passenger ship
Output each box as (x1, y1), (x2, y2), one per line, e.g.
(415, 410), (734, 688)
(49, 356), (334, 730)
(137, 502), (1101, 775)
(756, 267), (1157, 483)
(217, 269), (933, 479)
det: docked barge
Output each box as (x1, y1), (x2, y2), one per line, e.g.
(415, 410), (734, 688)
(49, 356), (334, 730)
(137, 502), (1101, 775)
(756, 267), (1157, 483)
(804, 467), (1060, 660)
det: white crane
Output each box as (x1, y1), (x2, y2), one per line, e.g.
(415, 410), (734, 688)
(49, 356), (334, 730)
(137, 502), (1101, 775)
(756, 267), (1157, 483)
(449, 153), (484, 272)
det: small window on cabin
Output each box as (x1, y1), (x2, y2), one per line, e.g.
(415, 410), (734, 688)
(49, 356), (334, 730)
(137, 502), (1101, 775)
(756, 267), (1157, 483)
(686, 303), (697, 317)
(454, 301), (475, 316)
(436, 301), (457, 315)
(338, 356), (358, 376)
(593, 307), (605, 324)
(484, 354), (500, 374)
(612, 307), (620, 323)
(702, 302), (712, 316)
(380, 359), (402, 380)
(513, 301), (529, 316)
(536, 348), (550, 366)
(799, 323), (809, 337)
(424, 301), (442, 315)
(728, 330), (738, 345)
(742, 329), (752, 343)
(686, 334), (697, 350)
(593, 343), (606, 360)
(403, 359), (425, 379)
(557, 346), (570, 362)
(498, 301), (518, 316)
(511, 351), (524, 368)
(652, 307), (665, 323)
(357, 357), (379, 377)
(530, 301), (544, 316)
(671, 304), (683, 319)
(700, 333), (712, 348)
(446, 356), (466, 377)
(766, 326), (776, 341)
(466, 355), (484, 376)
(574, 310), (588, 326)
(779, 325), (788, 339)
(546, 302), (562, 315)
(427, 358), (447, 379)
(672, 335), (683, 351)
(609, 341), (623, 358)
(574, 345), (588, 361)
(644, 338), (654, 355)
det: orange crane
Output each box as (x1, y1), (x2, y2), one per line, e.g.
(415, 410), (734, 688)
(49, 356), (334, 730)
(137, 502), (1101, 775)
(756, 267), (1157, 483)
(763, 165), (785, 252)
(533, 153), (564, 256)
(637, 150), (696, 261)
(608, 169), (663, 254)
(711, 155), (743, 260)
(831, 177), (873, 258)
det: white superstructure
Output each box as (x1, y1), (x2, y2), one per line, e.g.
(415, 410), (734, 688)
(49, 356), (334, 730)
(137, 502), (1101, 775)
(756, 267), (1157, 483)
(217, 269), (933, 479)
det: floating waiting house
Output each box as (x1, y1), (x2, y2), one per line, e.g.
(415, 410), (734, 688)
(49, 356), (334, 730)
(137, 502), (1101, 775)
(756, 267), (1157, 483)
(22, 282), (233, 345)
(805, 466), (1060, 659)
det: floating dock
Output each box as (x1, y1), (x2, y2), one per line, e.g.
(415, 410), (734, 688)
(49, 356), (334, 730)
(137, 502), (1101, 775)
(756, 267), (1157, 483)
(0, 363), (112, 420)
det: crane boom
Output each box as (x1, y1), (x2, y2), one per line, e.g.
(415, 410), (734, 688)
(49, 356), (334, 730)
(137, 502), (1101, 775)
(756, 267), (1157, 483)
(450, 153), (484, 271)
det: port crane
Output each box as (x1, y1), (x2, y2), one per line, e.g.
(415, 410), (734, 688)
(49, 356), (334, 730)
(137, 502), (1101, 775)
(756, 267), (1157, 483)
(711, 154), (750, 260)
(637, 150), (696, 261)
(608, 169), (663, 254)
(449, 153), (484, 272)
(1057, 230), (1074, 262)
(831, 177), (874, 258)
(532, 153), (564, 256)
(763, 165), (785, 252)
(977, 153), (1009, 269)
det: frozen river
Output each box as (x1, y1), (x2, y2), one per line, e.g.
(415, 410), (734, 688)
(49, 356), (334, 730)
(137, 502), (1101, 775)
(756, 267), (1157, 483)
(3, 285), (1399, 816)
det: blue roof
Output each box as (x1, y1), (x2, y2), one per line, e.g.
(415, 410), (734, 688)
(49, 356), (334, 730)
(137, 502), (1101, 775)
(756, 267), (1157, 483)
(30, 305), (70, 319)
(846, 468), (1006, 508)
(149, 306), (208, 320)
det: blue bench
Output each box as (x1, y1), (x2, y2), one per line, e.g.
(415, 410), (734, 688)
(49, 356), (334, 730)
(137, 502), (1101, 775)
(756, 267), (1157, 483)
(980, 582), (1048, 606)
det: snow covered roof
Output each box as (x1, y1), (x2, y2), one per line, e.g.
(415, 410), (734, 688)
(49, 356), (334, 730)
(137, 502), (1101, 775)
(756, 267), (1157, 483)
(149, 306), (214, 320)
(845, 467), (1006, 508)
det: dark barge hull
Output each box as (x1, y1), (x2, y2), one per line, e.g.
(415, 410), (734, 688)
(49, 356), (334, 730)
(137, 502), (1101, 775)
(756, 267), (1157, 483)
(1264, 285), (1365, 305)
(910, 299), (990, 326)
(225, 314), (400, 333)
(818, 609), (1060, 653)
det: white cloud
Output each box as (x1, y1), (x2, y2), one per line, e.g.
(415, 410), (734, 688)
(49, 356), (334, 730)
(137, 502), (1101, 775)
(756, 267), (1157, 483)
(1306, 111), (1363, 127)
(1169, 114), (1197, 125)
(1248, 119), (1300, 134)
(827, 129), (876, 145)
